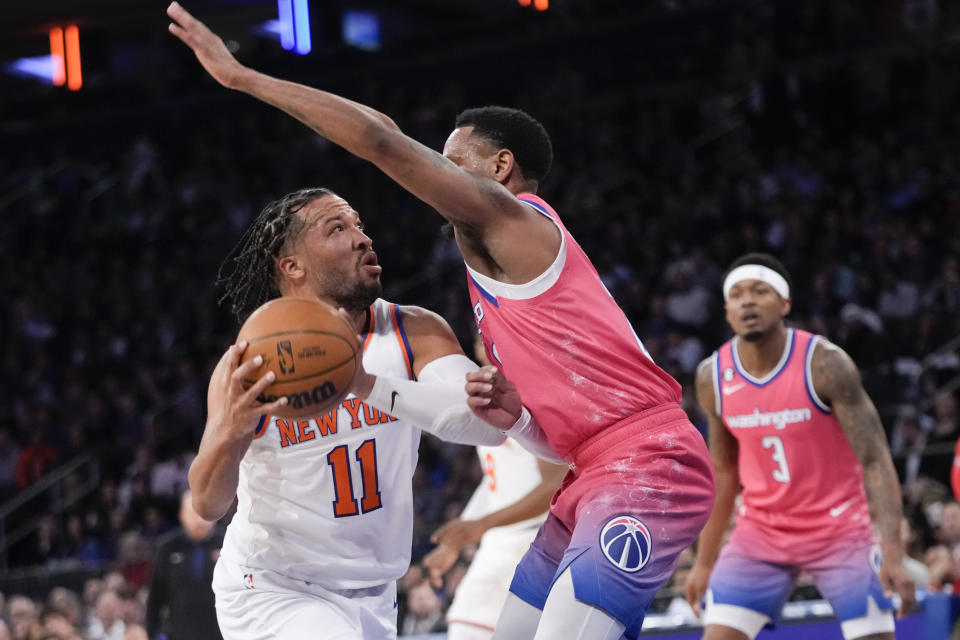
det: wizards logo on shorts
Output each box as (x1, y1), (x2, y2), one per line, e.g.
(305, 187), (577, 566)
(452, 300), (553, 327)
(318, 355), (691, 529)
(599, 515), (653, 573)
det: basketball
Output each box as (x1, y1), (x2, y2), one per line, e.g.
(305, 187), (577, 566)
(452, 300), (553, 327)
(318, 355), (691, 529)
(236, 297), (360, 419)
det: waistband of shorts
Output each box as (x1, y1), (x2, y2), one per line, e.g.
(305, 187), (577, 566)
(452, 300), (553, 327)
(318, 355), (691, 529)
(565, 403), (690, 469)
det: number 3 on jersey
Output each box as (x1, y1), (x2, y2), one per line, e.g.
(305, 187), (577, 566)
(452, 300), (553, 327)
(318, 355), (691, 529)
(327, 439), (382, 517)
(762, 435), (791, 483)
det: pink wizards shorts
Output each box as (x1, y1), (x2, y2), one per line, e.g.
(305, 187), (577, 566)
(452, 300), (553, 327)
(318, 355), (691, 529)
(508, 404), (715, 639)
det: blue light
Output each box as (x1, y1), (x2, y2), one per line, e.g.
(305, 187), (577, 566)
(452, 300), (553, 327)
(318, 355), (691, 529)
(342, 9), (380, 51)
(276, 0), (295, 51)
(292, 0), (312, 55)
(5, 55), (55, 83)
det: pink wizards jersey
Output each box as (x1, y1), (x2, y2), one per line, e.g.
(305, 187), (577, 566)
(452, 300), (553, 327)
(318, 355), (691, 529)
(466, 193), (680, 457)
(714, 329), (872, 562)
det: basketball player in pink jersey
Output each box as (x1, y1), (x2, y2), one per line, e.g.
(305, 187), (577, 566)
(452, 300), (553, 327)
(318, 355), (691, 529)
(168, 4), (715, 639)
(683, 253), (915, 640)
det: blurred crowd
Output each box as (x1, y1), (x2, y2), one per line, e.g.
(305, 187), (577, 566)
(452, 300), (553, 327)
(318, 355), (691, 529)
(2, 0), (960, 637)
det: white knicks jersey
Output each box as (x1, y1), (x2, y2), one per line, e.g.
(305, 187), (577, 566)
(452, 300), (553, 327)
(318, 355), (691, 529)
(462, 439), (546, 541)
(220, 298), (420, 590)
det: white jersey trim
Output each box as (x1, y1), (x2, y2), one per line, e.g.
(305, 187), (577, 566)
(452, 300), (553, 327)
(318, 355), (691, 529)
(710, 351), (722, 417)
(464, 202), (566, 300)
(703, 590), (769, 639)
(804, 335), (832, 413)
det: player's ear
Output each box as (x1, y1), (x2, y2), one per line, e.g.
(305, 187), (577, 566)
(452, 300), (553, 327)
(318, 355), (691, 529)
(781, 297), (792, 317)
(491, 148), (515, 184)
(276, 254), (305, 282)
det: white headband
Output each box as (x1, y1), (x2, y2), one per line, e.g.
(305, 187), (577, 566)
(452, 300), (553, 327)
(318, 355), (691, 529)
(723, 264), (790, 301)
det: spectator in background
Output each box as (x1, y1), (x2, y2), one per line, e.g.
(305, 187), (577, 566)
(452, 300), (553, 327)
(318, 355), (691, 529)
(115, 532), (152, 589)
(6, 595), (37, 639)
(920, 392), (959, 485)
(86, 589), (125, 640)
(46, 587), (85, 631)
(399, 581), (445, 636)
(145, 491), (222, 640)
(15, 429), (56, 490)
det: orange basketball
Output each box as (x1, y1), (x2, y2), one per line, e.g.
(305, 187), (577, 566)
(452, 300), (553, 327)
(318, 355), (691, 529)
(237, 297), (360, 419)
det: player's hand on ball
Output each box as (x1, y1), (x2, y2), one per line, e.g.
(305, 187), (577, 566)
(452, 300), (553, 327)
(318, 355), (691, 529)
(207, 341), (288, 438)
(682, 562), (712, 618)
(466, 366), (522, 431)
(167, 2), (246, 89)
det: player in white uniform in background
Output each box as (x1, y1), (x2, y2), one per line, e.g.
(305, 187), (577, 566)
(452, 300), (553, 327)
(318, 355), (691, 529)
(424, 338), (567, 640)
(189, 188), (550, 640)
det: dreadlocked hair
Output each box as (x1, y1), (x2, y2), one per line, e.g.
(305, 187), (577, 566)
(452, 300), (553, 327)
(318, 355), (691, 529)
(217, 187), (335, 324)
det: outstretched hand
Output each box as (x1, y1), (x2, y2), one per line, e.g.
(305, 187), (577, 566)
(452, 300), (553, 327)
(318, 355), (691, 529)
(167, 2), (247, 89)
(465, 365), (522, 431)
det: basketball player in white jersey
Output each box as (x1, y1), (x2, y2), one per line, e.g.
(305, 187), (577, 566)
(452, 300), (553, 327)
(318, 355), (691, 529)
(423, 339), (567, 640)
(190, 188), (557, 640)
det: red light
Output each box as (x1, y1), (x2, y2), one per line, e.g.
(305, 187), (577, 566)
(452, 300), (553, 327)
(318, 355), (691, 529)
(533, 0), (548, 10)
(49, 28), (65, 86)
(65, 25), (82, 91)
(518, 0), (531, 6)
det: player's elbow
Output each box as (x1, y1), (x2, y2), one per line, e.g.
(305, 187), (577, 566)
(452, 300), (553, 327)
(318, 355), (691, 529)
(358, 118), (404, 161)
(190, 490), (229, 522)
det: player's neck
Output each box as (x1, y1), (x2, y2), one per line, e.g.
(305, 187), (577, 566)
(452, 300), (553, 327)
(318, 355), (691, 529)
(735, 326), (789, 378)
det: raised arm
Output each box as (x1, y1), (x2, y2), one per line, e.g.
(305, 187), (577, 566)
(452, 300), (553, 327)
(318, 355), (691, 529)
(684, 355), (740, 617)
(188, 342), (289, 520)
(811, 339), (915, 617)
(166, 3), (556, 280)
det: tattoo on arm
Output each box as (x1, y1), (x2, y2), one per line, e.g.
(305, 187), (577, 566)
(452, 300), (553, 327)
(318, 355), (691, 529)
(812, 341), (904, 550)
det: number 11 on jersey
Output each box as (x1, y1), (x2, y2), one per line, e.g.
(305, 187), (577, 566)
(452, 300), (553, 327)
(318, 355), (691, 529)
(327, 439), (382, 517)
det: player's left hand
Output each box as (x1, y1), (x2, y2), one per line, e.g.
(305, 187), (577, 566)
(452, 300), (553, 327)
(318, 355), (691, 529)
(466, 365), (522, 431)
(431, 517), (486, 551)
(880, 555), (916, 617)
(167, 2), (246, 89)
(422, 545), (459, 589)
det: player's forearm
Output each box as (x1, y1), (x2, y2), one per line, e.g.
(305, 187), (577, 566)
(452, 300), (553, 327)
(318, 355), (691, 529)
(232, 67), (399, 161)
(863, 456), (906, 559)
(188, 422), (253, 520)
(477, 483), (556, 532)
(363, 373), (507, 446)
(693, 469), (738, 569)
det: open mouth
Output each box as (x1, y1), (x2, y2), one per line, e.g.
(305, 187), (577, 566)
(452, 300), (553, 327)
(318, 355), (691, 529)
(360, 251), (382, 274)
(741, 312), (760, 323)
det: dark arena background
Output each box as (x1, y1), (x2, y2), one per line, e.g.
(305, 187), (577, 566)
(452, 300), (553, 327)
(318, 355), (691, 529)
(2, 1), (960, 638)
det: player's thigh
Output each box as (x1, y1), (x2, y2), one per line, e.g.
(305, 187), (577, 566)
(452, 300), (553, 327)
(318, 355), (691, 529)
(533, 568), (624, 640)
(216, 587), (362, 640)
(213, 561), (395, 640)
(491, 593), (544, 640)
(703, 551), (796, 640)
(503, 514), (571, 612)
(553, 482), (712, 638)
(807, 544), (894, 640)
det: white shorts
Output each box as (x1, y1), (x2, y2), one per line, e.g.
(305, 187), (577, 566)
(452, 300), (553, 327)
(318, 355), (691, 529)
(446, 527), (538, 632)
(213, 557), (397, 640)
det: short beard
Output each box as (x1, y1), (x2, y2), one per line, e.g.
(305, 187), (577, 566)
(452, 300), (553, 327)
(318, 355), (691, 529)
(742, 330), (764, 342)
(335, 280), (382, 313)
